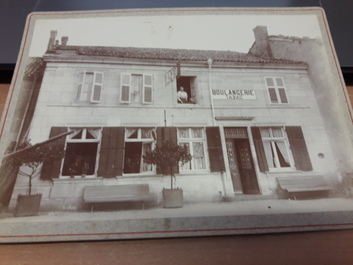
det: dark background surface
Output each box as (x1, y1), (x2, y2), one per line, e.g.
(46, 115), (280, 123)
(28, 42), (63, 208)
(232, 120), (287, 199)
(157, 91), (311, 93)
(1, 0), (353, 71)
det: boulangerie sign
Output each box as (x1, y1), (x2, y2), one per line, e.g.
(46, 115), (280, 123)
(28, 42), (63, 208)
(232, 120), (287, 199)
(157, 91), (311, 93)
(0, 7), (353, 243)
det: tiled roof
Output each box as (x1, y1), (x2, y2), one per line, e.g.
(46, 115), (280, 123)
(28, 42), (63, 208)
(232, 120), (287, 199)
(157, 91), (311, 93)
(24, 57), (45, 78)
(45, 45), (304, 65)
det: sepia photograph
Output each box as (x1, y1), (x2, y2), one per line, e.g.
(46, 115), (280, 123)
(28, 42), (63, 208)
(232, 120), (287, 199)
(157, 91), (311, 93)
(0, 7), (353, 243)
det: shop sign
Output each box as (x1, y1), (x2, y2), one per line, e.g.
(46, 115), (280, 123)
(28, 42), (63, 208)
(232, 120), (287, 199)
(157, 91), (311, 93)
(211, 89), (256, 100)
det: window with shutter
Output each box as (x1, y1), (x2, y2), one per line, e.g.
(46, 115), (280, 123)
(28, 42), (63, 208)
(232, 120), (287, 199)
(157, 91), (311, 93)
(76, 71), (104, 103)
(251, 126), (312, 172)
(120, 73), (131, 103)
(61, 128), (100, 177)
(123, 128), (156, 175)
(178, 128), (208, 171)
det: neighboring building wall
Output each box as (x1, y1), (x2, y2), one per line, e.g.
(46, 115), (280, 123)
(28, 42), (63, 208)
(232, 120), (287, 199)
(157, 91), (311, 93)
(249, 26), (353, 178)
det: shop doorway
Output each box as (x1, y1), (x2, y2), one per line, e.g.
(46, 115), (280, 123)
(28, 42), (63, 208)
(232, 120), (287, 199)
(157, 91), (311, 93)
(225, 128), (260, 194)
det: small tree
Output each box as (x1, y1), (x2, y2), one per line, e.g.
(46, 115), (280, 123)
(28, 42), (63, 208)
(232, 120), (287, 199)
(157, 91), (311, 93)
(143, 141), (192, 189)
(4, 140), (65, 195)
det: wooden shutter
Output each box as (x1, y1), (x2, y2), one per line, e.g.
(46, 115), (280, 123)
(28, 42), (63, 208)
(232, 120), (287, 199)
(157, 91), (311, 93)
(97, 127), (125, 178)
(76, 71), (85, 101)
(91, 71), (103, 103)
(40, 127), (67, 180)
(251, 127), (269, 172)
(206, 127), (225, 172)
(142, 74), (153, 104)
(156, 127), (178, 174)
(120, 73), (131, 103)
(286, 126), (312, 171)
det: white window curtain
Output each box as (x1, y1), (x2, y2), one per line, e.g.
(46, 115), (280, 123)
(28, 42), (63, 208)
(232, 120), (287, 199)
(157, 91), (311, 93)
(87, 128), (100, 139)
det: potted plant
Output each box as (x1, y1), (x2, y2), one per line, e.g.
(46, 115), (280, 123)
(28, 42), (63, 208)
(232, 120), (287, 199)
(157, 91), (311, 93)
(143, 140), (192, 208)
(4, 140), (65, 217)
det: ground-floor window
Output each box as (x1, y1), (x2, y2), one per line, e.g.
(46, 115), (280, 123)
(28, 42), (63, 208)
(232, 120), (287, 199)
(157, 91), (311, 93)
(260, 127), (292, 170)
(178, 127), (208, 171)
(61, 128), (101, 176)
(123, 128), (155, 174)
(252, 126), (312, 173)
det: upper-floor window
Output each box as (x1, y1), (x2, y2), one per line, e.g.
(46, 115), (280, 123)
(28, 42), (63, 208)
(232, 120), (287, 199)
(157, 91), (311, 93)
(76, 71), (104, 103)
(120, 73), (153, 104)
(176, 76), (197, 104)
(178, 128), (208, 171)
(265, 77), (288, 104)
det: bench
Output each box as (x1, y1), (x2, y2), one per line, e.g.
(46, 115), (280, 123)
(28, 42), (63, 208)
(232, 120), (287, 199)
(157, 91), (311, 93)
(276, 175), (331, 199)
(83, 184), (157, 211)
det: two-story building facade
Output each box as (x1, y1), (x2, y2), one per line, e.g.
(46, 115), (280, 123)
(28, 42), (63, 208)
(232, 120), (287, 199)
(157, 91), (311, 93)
(7, 27), (346, 210)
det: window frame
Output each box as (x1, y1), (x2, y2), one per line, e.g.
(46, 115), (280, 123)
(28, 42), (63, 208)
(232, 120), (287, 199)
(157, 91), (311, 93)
(123, 127), (156, 176)
(61, 127), (101, 178)
(120, 73), (154, 104)
(265, 77), (289, 104)
(177, 127), (209, 173)
(76, 71), (104, 103)
(259, 127), (295, 172)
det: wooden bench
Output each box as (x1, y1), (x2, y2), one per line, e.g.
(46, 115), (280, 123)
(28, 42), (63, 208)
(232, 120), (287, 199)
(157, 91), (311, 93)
(83, 184), (157, 211)
(276, 175), (331, 199)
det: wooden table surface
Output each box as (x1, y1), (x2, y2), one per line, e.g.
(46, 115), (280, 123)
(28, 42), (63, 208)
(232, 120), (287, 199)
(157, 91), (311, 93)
(1, 84), (353, 264)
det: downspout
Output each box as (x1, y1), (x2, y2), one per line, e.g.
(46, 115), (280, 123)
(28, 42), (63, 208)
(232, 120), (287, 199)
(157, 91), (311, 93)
(207, 58), (216, 126)
(207, 58), (228, 198)
(14, 75), (38, 150)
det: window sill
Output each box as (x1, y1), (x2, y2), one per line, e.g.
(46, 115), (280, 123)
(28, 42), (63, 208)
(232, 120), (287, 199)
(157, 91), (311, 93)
(52, 176), (103, 184)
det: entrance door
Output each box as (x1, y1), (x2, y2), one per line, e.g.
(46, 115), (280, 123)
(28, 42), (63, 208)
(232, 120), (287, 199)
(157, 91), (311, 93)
(234, 139), (259, 194)
(225, 128), (260, 195)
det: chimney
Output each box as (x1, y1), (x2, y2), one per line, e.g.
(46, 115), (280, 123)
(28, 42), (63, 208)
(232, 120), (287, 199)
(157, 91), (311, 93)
(61, 36), (69, 47)
(248, 26), (272, 58)
(47, 30), (58, 51)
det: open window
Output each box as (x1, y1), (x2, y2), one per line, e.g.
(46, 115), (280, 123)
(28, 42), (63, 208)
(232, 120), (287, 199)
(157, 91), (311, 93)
(76, 71), (103, 103)
(120, 73), (153, 104)
(123, 128), (155, 175)
(176, 76), (197, 104)
(178, 128), (208, 171)
(61, 128), (101, 177)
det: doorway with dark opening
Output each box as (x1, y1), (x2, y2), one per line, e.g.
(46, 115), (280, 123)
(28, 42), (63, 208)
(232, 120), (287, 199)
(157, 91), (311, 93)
(225, 127), (260, 195)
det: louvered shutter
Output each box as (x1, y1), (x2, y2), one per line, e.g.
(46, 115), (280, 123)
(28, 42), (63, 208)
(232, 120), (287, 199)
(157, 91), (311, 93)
(286, 126), (312, 171)
(143, 74), (153, 104)
(91, 72), (103, 103)
(120, 73), (131, 103)
(206, 127), (225, 172)
(251, 127), (269, 172)
(76, 72), (85, 101)
(156, 127), (178, 174)
(40, 127), (67, 180)
(97, 127), (125, 178)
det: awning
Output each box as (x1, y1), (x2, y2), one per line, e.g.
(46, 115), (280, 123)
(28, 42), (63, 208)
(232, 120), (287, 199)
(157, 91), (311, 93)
(3, 131), (73, 160)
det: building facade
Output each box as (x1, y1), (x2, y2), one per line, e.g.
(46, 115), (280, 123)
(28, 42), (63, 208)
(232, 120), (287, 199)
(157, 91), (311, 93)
(7, 27), (349, 210)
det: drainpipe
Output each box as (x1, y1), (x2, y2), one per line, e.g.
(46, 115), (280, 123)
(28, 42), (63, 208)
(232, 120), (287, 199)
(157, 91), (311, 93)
(207, 58), (216, 126)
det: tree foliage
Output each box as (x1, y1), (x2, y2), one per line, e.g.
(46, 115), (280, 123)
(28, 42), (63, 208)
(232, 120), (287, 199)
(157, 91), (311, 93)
(143, 141), (192, 189)
(3, 139), (65, 195)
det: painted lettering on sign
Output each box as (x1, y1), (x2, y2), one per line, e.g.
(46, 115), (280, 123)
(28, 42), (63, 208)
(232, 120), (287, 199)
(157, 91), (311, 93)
(211, 89), (256, 100)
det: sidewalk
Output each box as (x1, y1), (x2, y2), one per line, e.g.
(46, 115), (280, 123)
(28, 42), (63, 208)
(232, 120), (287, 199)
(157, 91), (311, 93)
(1, 197), (353, 223)
(1, 197), (353, 243)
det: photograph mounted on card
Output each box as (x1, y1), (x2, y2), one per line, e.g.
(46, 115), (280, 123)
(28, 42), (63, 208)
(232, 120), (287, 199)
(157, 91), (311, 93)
(0, 7), (353, 243)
